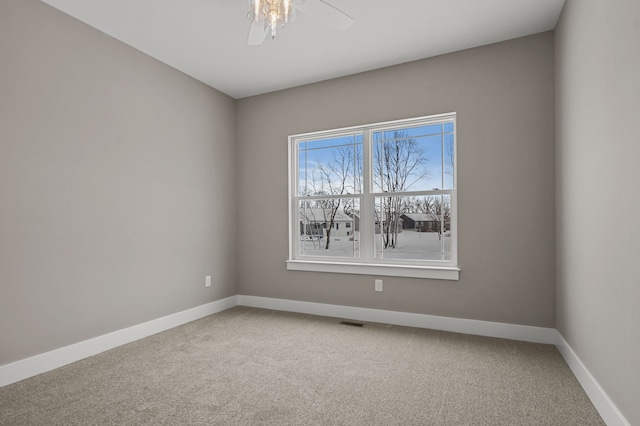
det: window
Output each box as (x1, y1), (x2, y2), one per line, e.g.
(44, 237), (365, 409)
(287, 113), (458, 280)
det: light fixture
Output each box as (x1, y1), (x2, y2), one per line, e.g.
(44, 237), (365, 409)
(248, 0), (296, 40)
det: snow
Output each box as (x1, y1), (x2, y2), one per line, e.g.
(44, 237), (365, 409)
(299, 230), (451, 261)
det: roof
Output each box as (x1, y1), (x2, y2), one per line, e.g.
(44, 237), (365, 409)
(299, 208), (354, 223)
(400, 213), (433, 222)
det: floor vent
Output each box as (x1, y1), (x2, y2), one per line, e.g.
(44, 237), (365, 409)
(339, 321), (364, 327)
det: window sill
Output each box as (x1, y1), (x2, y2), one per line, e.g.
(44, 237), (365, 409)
(286, 260), (460, 280)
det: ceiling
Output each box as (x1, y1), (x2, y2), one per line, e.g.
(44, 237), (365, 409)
(39, 0), (566, 99)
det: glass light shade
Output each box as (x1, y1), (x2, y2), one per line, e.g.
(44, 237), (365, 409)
(248, 0), (295, 39)
(247, 0), (264, 21)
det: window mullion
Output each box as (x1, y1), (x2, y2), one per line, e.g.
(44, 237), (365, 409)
(289, 137), (298, 260)
(360, 129), (374, 261)
(369, 189), (454, 197)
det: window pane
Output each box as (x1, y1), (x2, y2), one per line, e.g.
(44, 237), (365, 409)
(298, 134), (363, 196)
(374, 195), (451, 261)
(298, 199), (360, 258)
(443, 133), (455, 190)
(373, 123), (455, 193)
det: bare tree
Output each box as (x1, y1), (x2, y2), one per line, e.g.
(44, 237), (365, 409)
(445, 134), (455, 187)
(306, 138), (361, 249)
(423, 195), (450, 240)
(373, 130), (429, 248)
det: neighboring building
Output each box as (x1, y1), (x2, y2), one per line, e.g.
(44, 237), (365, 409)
(401, 213), (450, 232)
(299, 208), (355, 238)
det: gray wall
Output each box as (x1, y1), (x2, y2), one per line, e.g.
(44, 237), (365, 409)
(237, 33), (556, 328)
(2, 0), (636, 420)
(0, 0), (237, 365)
(555, 0), (640, 423)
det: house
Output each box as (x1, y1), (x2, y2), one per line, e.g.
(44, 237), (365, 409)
(400, 213), (450, 233)
(299, 208), (355, 238)
(1, 0), (637, 424)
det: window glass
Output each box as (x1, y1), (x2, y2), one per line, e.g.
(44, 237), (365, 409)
(374, 195), (451, 261)
(373, 123), (453, 192)
(298, 134), (362, 196)
(298, 199), (360, 258)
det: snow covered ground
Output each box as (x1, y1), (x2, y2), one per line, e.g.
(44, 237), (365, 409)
(299, 230), (451, 261)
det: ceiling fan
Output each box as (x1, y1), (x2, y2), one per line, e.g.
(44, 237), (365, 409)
(247, 0), (354, 45)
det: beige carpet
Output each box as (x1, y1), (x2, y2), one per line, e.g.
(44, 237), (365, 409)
(0, 306), (604, 425)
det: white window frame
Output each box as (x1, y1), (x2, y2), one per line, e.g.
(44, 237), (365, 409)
(287, 113), (459, 280)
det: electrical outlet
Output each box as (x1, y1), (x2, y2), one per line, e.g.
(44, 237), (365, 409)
(375, 279), (383, 292)
(205, 275), (211, 287)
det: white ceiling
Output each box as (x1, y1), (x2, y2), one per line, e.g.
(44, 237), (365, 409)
(40, 0), (565, 99)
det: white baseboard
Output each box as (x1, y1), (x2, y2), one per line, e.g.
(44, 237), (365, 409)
(555, 332), (630, 426)
(0, 295), (238, 387)
(236, 295), (557, 344)
(1, 294), (629, 426)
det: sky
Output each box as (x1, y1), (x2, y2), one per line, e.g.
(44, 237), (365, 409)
(297, 122), (455, 196)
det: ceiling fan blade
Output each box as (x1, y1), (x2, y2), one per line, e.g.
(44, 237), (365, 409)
(296, 0), (354, 32)
(247, 19), (267, 45)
